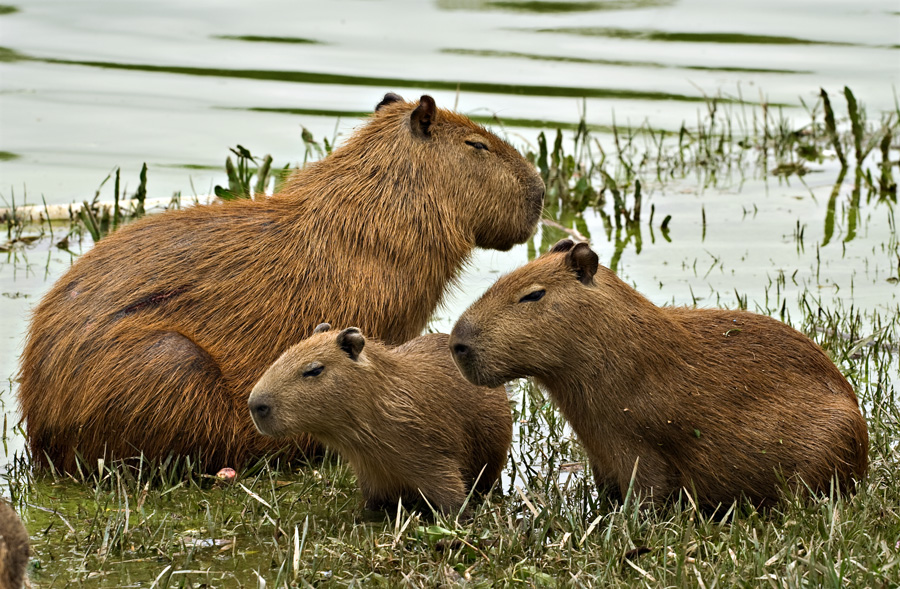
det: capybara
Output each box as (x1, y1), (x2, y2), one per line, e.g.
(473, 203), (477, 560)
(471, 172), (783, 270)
(18, 93), (543, 473)
(450, 239), (868, 508)
(0, 500), (28, 589)
(248, 323), (512, 513)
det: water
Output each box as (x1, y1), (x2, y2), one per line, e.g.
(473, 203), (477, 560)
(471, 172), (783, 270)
(1, 0), (897, 202)
(1, 1), (898, 470)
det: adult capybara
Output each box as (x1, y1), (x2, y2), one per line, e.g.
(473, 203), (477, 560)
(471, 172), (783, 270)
(248, 323), (512, 513)
(18, 93), (544, 473)
(450, 239), (868, 509)
(0, 500), (28, 589)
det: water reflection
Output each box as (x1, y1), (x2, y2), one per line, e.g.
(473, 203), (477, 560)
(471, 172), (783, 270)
(532, 27), (860, 47)
(823, 165), (898, 247)
(213, 35), (322, 45)
(7, 50), (716, 103)
(244, 105), (624, 132)
(441, 48), (809, 74)
(437, 0), (674, 13)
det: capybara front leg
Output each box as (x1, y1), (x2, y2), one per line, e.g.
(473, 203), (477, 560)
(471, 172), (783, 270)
(419, 468), (467, 515)
(592, 463), (623, 503)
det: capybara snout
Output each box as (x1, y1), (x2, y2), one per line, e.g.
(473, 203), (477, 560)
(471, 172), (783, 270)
(452, 239), (868, 508)
(448, 319), (484, 384)
(248, 395), (272, 426)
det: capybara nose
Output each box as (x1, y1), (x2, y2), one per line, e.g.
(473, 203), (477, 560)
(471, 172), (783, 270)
(453, 344), (472, 362)
(249, 399), (271, 420)
(452, 342), (471, 362)
(449, 319), (479, 367)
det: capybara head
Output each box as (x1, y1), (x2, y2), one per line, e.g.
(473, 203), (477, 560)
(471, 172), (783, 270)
(249, 323), (371, 439)
(450, 239), (600, 387)
(346, 93), (545, 251)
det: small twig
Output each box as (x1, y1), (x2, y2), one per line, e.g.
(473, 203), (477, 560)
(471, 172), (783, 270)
(515, 485), (539, 518)
(579, 512), (605, 546)
(540, 218), (589, 243)
(238, 483), (272, 509)
(26, 503), (75, 533)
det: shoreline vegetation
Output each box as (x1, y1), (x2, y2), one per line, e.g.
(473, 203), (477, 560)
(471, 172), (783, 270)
(2, 87), (896, 245)
(1, 88), (898, 586)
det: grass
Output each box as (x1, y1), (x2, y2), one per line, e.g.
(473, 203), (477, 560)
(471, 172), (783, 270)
(1, 88), (899, 586)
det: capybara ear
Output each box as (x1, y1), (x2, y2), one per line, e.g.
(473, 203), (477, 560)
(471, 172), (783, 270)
(410, 95), (436, 138)
(566, 242), (599, 285)
(375, 92), (403, 111)
(313, 322), (332, 334)
(337, 327), (365, 361)
(549, 239), (576, 253)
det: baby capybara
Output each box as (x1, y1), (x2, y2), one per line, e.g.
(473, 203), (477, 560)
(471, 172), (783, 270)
(450, 239), (868, 508)
(18, 93), (544, 473)
(0, 500), (29, 589)
(248, 323), (512, 513)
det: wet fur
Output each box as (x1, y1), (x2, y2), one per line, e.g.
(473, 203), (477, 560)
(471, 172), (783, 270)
(249, 329), (512, 513)
(0, 500), (28, 589)
(450, 240), (868, 508)
(18, 94), (543, 473)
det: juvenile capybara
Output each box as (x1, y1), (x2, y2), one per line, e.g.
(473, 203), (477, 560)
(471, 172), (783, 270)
(18, 93), (543, 473)
(450, 239), (869, 508)
(0, 500), (29, 589)
(248, 323), (512, 513)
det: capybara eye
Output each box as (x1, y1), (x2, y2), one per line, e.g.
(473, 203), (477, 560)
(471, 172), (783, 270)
(303, 364), (325, 378)
(519, 289), (546, 303)
(465, 140), (489, 151)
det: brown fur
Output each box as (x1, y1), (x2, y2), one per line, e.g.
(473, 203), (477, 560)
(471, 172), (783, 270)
(450, 239), (869, 508)
(18, 94), (543, 473)
(248, 325), (512, 513)
(0, 500), (28, 589)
